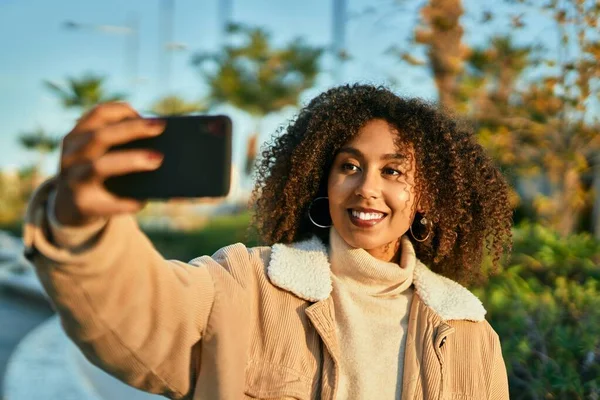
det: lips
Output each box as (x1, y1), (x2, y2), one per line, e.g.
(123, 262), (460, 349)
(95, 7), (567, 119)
(347, 208), (387, 228)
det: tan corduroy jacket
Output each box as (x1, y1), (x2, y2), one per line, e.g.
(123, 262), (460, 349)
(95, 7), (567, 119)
(24, 181), (509, 400)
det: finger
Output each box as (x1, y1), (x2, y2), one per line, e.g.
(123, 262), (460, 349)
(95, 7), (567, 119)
(63, 119), (165, 162)
(72, 102), (140, 135)
(94, 118), (165, 149)
(94, 149), (164, 178)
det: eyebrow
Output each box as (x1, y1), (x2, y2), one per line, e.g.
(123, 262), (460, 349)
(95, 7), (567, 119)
(338, 146), (408, 161)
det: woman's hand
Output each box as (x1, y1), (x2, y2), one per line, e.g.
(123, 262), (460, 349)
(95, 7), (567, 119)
(54, 102), (166, 226)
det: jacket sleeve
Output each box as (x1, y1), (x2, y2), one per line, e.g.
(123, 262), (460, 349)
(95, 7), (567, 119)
(23, 180), (246, 399)
(488, 334), (510, 400)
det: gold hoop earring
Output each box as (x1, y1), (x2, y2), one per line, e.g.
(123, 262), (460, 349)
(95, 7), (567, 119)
(410, 215), (432, 242)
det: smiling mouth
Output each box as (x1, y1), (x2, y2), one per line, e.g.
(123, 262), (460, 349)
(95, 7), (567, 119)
(347, 209), (387, 228)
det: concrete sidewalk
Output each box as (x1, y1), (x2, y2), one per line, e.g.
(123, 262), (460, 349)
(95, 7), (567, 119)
(3, 316), (103, 400)
(3, 299), (162, 400)
(0, 232), (167, 400)
(0, 288), (53, 397)
(1, 266), (161, 399)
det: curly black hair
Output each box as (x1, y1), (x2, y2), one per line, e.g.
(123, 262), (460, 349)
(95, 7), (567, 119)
(251, 84), (513, 284)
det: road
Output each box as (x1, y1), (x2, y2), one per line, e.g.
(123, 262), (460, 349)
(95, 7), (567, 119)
(0, 288), (54, 397)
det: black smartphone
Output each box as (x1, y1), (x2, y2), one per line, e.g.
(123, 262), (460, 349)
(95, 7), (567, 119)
(104, 115), (232, 200)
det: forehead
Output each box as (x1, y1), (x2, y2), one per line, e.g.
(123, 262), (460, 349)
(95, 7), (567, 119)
(343, 119), (414, 158)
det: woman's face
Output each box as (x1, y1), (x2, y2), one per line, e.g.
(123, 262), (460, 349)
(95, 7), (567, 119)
(327, 119), (419, 262)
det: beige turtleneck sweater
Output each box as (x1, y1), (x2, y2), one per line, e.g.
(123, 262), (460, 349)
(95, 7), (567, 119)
(329, 228), (415, 400)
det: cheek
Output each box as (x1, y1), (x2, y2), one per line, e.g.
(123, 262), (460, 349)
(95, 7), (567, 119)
(327, 178), (354, 225)
(327, 174), (350, 204)
(387, 184), (417, 215)
(327, 189), (344, 218)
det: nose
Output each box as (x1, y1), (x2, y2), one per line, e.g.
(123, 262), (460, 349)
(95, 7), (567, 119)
(355, 168), (380, 199)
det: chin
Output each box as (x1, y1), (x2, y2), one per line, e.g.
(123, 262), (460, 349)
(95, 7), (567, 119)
(338, 231), (386, 251)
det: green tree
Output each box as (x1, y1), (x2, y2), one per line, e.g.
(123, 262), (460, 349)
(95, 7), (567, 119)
(451, 36), (533, 214)
(518, 0), (600, 236)
(18, 128), (60, 157)
(456, 36), (531, 116)
(397, 0), (599, 235)
(193, 23), (322, 174)
(194, 23), (322, 116)
(150, 95), (207, 116)
(457, 0), (600, 235)
(0, 169), (31, 224)
(17, 128), (60, 193)
(44, 73), (126, 112)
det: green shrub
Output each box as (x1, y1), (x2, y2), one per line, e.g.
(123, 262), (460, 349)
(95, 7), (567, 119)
(0, 221), (23, 237)
(473, 222), (600, 399)
(144, 212), (257, 261)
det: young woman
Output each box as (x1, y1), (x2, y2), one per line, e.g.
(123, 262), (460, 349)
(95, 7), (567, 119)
(24, 84), (513, 399)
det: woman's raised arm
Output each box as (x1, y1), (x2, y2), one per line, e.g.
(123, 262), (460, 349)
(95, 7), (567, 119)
(22, 103), (247, 399)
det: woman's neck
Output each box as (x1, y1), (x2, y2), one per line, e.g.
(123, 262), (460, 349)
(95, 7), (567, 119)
(328, 228), (415, 296)
(364, 239), (402, 263)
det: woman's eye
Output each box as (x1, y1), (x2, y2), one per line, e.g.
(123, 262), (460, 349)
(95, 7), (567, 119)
(342, 163), (360, 172)
(383, 168), (402, 176)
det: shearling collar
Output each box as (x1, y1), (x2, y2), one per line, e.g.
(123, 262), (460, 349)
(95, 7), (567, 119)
(267, 236), (486, 322)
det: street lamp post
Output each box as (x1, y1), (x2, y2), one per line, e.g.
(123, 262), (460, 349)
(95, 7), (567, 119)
(159, 0), (174, 91)
(219, 0), (233, 46)
(158, 0), (188, 94)
(332, 0), (347, 83)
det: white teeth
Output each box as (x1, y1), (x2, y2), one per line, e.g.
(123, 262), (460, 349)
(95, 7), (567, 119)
(351, 210), (385, 220)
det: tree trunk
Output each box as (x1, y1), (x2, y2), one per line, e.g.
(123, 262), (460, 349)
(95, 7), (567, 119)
(422, 0), (465, 111)
(555, 166), (583, 236)
(593, 154), (600, 239)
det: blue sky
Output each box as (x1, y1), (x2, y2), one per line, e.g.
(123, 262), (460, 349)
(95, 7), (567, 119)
(0, 0), (553, 175)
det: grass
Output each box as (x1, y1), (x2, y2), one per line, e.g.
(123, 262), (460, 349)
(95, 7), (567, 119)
(144, 212), (257, 261)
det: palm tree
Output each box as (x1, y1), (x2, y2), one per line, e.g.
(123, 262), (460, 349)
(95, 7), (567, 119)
(44, 73), (126, 112)
(17, 128), (60, 189)
(150, 95), (207, 116)
(193, 23), (322, 175)
(18, 128), (60, 155)
(194, 23), (322, 117)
